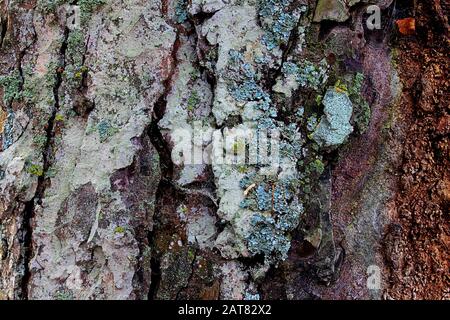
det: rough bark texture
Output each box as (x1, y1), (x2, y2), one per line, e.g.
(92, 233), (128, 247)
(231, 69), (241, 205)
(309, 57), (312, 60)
(0, 0), (448, 300)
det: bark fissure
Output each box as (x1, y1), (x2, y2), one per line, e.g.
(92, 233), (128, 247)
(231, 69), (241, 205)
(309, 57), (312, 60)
(19, 27), (69, 300)
(0, 15), (7, 48)
(146, 25), (181, 299)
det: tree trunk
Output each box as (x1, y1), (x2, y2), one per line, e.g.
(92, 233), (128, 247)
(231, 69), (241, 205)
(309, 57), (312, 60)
(0, 0), (448, 300)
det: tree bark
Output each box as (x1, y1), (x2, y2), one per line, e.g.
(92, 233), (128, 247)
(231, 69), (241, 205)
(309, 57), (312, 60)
(0, 0), (448, 300)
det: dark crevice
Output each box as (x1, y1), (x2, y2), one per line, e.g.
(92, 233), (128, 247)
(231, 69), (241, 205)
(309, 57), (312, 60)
(191, 11), (216, 26)
(149, 105), (174, 178)
(0, 15), (7, 48)
(147, 110), (171, 300)
(19, 27), (69, 300)
(147, 179), (184, 300)
(18, 198), (34, 299)
(146, 114), (177, 300)
(146, 10), (224, 299)
(80, 33), (91, 91)
(146, 30), (181, 300)
(317, 18), (353, 41)
(148, 256), (161, 299)
(237, 253), (266, 269)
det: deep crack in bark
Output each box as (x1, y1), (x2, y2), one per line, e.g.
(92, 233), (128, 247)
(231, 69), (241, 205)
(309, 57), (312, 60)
(146, 25), (181, 299)
(19, 27), (69, 300)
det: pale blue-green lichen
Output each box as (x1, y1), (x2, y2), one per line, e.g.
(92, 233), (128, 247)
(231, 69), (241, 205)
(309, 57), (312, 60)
(220, 46), (309, 262)
(174, 0), (189, 24)
(2, 110), (14, 150)
(257, 0), (307, 50)
(97, 119), (119, 142)
(246, 214), (292, 261)
(281, 59), (328, 91)
(226, 50), (277, 118)
(239, 175), (303, 261)
(244, 292), (261, 300)
(312, 88), (353, 147)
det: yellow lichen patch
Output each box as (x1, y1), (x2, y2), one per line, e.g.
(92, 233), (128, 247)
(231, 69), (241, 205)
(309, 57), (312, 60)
(334, 80), (348, 93)
(0, 107), (7, 134)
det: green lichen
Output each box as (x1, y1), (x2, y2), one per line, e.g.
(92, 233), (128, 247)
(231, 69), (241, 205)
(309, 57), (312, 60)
(348, 73), (371, 134)
(26, 163), (44, 177)
(180, 205), (188, 215)
(36, 0), (66, 14)
(189, 70), (200, 81)
(237, 165), (249, 174)
(37, 0), (105, 25)
(54, 114), (65, 123)
(54, 289), (73, 300)
(0, 70), (22, 105)
(114, 226), (126, 234)
(42, 61), (60, 105)
(353, 101), (371, 134)
(334, 79), (348, 93)
(45, 166), (58, 178)
(32, 135), (48, 149)
(187, 248), (195, 261)
(79, 0), (106, 25)
(67, 29), (85, 65)
(186, 91), (199, 112)
(20, 66), (41, 104)
(232, 139), (246, 155)
(64, 29), (88, 89)
(315, 94), (323, 106)
(310, 158), (325, 175)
